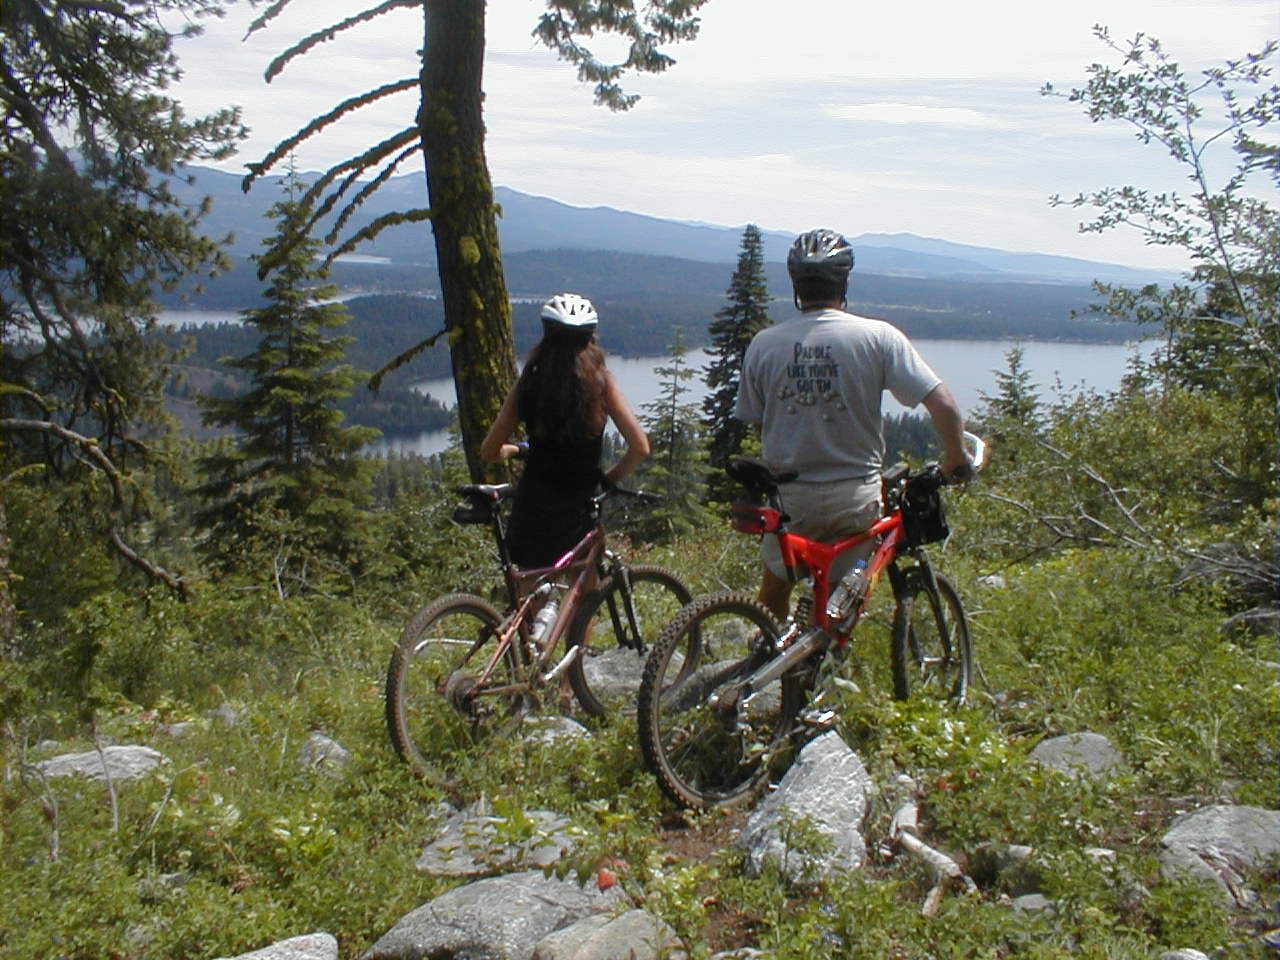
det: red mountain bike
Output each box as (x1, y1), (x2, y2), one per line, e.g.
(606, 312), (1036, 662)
(637, 434), (986, 810)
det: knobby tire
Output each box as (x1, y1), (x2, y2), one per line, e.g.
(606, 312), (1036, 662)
(566, 564), (692, 717)
(891, 570), (973, 705)
(637, 592), (804, 811)
(385, 593), (520, 777)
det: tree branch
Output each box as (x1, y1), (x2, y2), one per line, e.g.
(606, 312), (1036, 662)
(0, 419), (187, 594)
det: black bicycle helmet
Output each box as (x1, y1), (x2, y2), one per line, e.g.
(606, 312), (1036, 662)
(786, 229), (855, 284)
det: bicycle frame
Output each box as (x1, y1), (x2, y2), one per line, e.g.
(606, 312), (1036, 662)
(771, 510), (910, 645)
(460, 485), (644, 701)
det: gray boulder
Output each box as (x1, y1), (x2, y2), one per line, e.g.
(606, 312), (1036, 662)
(1159, 804), (1280, 906)
(522, 715), (591, 745)
(214, 932), (338, 960)
(532, 909), (685, 960)
(416, 798), (578, 877)
(1030, 732), (1126, 780)
(360, 870), (626, 960)
(299, 733), (352, 778)
(578, 647), (647, 710)
(35, 745), (166, 782)
(1158, 951), (1211, 960)
(969, 843), (1041, 895)
(737, 732), (873, 883)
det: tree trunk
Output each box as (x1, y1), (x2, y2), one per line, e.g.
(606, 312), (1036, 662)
(0, 487), (15, 655)
(419, 0), (518, 481)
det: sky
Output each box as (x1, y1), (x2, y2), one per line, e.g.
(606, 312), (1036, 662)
(170, 1), (1279, 271)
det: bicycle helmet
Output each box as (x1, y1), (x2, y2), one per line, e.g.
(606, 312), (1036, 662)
(540, 292), (598, 332)
(786, 229), (855, 283)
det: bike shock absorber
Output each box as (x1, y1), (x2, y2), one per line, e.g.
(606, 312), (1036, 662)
(773, 595), (814, 653)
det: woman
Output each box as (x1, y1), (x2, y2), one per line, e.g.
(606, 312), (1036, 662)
(480, 292), (650, 568)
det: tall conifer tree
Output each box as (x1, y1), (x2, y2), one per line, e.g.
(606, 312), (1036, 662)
(703, 224), (772, 493)
(197, 177), (377, 574)
(636, 328), (709, 541)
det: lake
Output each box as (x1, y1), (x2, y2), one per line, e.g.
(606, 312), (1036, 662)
(374, 339), (1155, 458)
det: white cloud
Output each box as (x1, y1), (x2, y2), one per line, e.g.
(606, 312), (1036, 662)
(164, 1), (1275, 271)
(821, 103), (1016, 129)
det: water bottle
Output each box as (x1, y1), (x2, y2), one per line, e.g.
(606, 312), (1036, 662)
(826, 559), (868, 623)
(529, 599), (560, 644)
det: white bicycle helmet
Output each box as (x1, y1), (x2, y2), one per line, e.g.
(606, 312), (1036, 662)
(540, 292), (598, 332)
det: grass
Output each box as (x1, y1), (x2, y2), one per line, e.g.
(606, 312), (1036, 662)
(1, 538), (1276, 959)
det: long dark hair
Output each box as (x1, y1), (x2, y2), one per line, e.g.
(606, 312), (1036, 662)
(516, 328), (608, 443)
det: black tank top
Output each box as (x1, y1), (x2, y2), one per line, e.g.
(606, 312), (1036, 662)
(505, 371), (605, 567)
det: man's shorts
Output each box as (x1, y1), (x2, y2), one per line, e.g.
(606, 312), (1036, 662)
(760, 476), (882, 581)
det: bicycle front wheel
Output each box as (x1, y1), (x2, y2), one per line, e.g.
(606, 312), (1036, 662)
(637, 592), (803, 811)
(891, 570), (973, 705)
(385, 593), (520, 776)
(567, 564), (692, 717)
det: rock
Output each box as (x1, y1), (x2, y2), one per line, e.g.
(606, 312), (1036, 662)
(360, 870), (626, 960)
(578, 647), (647, 709)
(978, 574), (1007, 589)
(522, 715), (591, 744)
(299, 733), (352, 778)
(1159, 804), (1280, 907)
(1158, 951), (1211, 960)
(532, 909), (685, 960)
(35, 745), (166, 782)
(416, 799), (578, 877)
(210, 702), (242, 727)
(1010, 893), (1054, 914)
(1030, 732), (1126, 779)
(214, 932), (339, 960)
(737, 732), (873, 883)
(970, 843), (1041, 895)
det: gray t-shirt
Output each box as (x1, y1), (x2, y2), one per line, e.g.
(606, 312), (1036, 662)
(734, 308), (941, 482)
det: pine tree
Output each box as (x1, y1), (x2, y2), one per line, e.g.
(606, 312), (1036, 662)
(244, 1), (708, 482)
(636, 328), (710, 542)
(0, 0), (243, 591)
(703, 224), (772, 496)
(197, 178), (377, 576)
(973, 344), (1042, 469)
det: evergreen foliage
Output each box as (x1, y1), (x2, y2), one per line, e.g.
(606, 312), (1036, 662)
(702, 224), (773, 482)
(0, 0), (244, 453)
(634, 328), (711, 541)
(196, 181), (377, 576)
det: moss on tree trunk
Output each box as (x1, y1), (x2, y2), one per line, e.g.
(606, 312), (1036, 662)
(419, 0), (518, 482)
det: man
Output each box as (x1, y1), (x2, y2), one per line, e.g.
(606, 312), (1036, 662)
(734, 228), (970, 620)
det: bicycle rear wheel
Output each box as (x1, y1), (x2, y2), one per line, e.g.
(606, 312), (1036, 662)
(891, 570), (973, 705)
(566, 564), (692, 717)
(637, 592), (803, 810)
(385, 593), (521, 776)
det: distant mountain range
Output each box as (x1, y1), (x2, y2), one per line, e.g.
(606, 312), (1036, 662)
(175, 165), (1177, 288)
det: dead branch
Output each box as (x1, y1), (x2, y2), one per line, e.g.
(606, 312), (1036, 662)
(93, 724), (119, 835)
(0, 418), (187, 595)
(889, 800), (977, 916)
